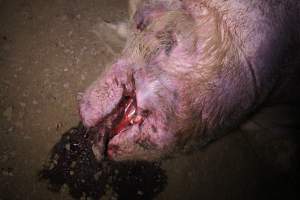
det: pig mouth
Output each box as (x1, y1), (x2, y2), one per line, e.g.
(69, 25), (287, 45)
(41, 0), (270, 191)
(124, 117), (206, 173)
(97, 90), (145, 159)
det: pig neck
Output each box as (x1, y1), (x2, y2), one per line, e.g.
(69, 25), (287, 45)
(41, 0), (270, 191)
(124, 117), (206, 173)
(189, 0), (298, 102)
(173, 0), (299, 138)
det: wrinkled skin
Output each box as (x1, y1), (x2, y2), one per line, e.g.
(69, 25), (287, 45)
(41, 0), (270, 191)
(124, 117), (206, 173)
(79, 0), (300, 161)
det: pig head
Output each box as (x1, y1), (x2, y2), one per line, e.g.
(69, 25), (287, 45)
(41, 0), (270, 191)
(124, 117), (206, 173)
(79, 0), (299, 161)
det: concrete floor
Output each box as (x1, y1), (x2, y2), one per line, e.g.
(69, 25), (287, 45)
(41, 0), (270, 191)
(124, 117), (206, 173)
(0, 0), (299, 199)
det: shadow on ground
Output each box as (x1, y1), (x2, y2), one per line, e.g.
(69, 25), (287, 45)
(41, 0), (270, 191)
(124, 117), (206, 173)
(39, 123), (167, 200)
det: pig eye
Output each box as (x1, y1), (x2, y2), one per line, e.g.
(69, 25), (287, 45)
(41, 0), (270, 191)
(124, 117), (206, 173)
(136, 19), (148, 31)
(164, 38), (177, 55)
(156, 30), (177, 56)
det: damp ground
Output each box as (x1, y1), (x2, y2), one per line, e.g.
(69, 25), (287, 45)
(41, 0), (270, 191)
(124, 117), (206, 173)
(0, 0), (299, 200)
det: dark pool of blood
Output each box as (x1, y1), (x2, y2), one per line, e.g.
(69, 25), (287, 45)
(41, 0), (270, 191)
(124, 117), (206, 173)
(39, 122), (166, 200)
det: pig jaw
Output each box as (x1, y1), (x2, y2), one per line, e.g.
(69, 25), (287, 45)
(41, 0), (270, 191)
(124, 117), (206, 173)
(79, 63), (179, 161)
(106, 111), (177, 161)
(101, 86), (179, 161)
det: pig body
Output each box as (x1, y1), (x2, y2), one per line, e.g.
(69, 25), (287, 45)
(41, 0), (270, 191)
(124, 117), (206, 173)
(79, 0), (300, 161)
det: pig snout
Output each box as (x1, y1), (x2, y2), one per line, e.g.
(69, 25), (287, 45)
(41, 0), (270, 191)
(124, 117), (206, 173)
(79, 62), (135, 127)
(80, 63), (180, 161)
(79, 0), (299, 161)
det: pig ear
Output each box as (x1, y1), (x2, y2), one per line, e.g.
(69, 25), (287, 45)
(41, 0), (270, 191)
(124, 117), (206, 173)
(131, 1), (184, 31)
(129, 0), (142, 19)
(182, 1), (210, 19)
(132, 3), (170, 31)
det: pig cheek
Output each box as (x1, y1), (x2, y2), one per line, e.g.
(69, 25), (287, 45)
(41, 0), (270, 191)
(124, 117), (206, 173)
(107, 125), (140, 160)
(135, 80), (162, 111)
(133, 123), (174, 159)
(134, 69), (160, 109)
(107, 123), (160, 160)
(134, 131), (158, 152)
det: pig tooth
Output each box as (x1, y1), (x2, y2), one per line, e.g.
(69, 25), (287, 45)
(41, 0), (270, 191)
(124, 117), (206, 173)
(130, 118), (135, 125)
(125, 99), (136, 119)
(133, 115), (143, 125)
(124, 98), (134, 111)
(129, 115), (143, 125)
(127, 107), (136, 119)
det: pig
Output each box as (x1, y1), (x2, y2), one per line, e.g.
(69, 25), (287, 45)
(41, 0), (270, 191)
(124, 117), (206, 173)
(79, 0), (300, 161)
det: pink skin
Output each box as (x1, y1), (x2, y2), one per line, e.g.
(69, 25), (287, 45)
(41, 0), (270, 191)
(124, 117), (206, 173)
(79, 0), (299, 161)
(80, 61), (182, 160)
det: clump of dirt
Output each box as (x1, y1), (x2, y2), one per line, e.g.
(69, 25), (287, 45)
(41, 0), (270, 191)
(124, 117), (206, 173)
(39, 122), (167, 200)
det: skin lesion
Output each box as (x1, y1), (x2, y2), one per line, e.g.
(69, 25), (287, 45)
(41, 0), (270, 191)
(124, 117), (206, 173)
(136, 136), (157, 151)
(155, 28), (177, 56)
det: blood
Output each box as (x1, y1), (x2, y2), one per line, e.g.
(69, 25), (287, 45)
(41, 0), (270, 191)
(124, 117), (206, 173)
(98, 93), (145, 156)
(112, 98), (138, 135)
